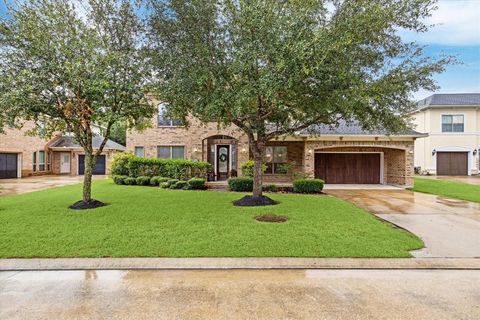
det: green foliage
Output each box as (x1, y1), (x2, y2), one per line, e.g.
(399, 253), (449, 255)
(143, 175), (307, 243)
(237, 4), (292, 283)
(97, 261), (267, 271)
(112, 175), (129, 185)
(240, 160), (267, 177)
(170, 180), (188, 190)
(110, 153), (135, 176)
(124, 177), (137, 186)
(187, 178), (207, 190)
(159, 182), (170, 189)
(150, 176), (170, 186)
(127, 157), (211, 180)
(135, 176), (151, 186)
(110, 154), (211, 180)
(263, 184), (279, 193)
(293, 179), (324, 194)
(275, 163), (292, 175)
(228, 177), (254, 192)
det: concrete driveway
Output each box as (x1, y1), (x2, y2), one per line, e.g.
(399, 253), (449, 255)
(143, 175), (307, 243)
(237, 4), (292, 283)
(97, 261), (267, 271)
(1, 269), (479, 320)
(0, 175), (106, 196)
(328, 189), (480, 258)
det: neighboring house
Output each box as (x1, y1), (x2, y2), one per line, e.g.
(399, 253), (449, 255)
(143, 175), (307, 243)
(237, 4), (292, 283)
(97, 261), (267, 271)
(127, 100), (426, 186)
(412, 93), (480, 176)
(0, 121), (125, 178)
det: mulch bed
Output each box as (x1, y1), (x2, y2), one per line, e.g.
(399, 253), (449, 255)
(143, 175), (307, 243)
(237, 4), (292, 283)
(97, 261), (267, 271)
(255, 214), (288, 223)
(233, 195), (278, 207)
(69, 200), (107, 210)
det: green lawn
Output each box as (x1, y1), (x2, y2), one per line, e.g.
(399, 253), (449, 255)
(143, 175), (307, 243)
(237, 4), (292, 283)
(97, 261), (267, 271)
(0, 180), (422, 258)
(413, 178), (480, 203)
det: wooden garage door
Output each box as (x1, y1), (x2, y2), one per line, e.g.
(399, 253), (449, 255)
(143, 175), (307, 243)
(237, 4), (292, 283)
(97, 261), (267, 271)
(315, 153), (381, 184)
(436, 152), (468, 175)
(78, 155), (106, 175)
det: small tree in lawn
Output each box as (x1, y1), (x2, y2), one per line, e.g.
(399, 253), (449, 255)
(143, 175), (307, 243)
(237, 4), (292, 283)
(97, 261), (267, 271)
(146, 0), (452, 205)
(0, 0), (155, 209)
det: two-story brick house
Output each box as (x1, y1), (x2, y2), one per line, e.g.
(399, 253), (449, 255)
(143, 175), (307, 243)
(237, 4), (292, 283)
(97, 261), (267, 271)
(412, 93), (480, 176)
(0, 121), (125, 178)
(127, 99), (426, 186)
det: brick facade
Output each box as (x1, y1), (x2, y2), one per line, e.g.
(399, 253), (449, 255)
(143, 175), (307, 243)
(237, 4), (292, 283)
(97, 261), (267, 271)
(1, 120), (120, 178)
(0, 121), (54, 177)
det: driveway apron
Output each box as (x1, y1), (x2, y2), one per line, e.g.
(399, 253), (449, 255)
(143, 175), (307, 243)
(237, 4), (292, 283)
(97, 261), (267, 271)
(328, 189), (480, 258)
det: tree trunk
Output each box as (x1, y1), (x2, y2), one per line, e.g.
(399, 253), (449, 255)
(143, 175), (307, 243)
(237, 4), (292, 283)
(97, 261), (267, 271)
(252, 153), (264, 197)
(82, 151), (96, 203)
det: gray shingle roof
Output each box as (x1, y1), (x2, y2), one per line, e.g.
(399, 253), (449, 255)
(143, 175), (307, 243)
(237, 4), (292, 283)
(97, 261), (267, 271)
(417, 93), (480, 108)
(49, 135), (126, 150)
(299, 119), (425, 137)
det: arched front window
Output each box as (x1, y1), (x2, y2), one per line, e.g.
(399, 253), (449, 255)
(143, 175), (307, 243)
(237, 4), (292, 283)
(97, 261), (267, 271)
(157, 103), (183, 127)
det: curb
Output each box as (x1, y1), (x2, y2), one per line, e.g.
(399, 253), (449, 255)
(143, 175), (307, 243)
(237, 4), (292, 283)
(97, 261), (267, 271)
(1, 258), (480, 271)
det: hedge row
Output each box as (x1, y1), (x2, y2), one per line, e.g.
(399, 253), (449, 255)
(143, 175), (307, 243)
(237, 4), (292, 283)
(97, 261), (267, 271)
(113, 175), (207, 190)
(110, 153), (211, 180)
(228, 177), (324, 193)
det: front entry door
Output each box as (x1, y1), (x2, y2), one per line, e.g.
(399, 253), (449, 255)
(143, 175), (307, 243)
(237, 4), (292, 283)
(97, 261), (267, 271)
(60, 153), (71, 173)
(216, 145), (230, 181)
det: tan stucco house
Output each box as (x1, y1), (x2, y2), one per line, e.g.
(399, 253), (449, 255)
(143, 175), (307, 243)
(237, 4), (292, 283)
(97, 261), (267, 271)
(412, 93), (480, 176)
(0, 121), (125, 178)
(127, 102), (425, 186)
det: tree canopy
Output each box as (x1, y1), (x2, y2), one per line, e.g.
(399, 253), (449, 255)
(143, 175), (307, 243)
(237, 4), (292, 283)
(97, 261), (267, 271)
(146, 0), (453, 198)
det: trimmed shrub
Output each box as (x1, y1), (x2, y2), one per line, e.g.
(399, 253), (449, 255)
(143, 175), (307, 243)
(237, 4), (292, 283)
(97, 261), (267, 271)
(170, 180), (188, 189)
(128, 157), (210, 180)
(112, 175), (128, 185)
(240, 160), (267, 177)
(136, 176), (151, 186)
(293, 179), (324, 193)
(187, 178), (206, 190)
(167, 179), (179, 186)
(263, 184), (279, 193)
(110, 153), (135, 176)
(159, 182), (170, 189)
(150, 176), (169, 186)
(124, 177), (137, 185)
(228, 177), (254, 192)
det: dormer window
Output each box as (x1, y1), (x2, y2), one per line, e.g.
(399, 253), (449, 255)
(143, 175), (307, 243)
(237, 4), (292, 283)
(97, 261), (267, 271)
(157, 103), (183, 127)
(442, 115), (464, 132)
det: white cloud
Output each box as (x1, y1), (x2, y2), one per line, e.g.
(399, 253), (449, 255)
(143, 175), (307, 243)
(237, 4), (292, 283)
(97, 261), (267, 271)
(401, 0), (480, 45)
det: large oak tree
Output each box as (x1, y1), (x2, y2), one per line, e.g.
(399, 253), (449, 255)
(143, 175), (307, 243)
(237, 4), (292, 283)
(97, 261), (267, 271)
(146, 0), (452, 201)
(0, 0), (155, 208)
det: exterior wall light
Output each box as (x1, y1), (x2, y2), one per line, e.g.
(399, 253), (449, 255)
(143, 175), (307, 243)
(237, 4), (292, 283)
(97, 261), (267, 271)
(308, 149), (313, 154)
(473, 149), (478, 156)
(241, 147), (247, 153)
(432, 149), (436, 156)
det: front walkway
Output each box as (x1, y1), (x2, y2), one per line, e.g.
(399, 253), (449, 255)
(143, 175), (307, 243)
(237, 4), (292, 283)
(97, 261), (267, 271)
(0, 175), (106, 196)
(328, 189), (480, 258)
(418, 175), (480, 185)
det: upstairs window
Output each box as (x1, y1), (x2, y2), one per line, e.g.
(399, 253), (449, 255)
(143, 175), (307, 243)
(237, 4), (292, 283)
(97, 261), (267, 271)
(442, 115), (464, 132)
(157, 103), (183, 127)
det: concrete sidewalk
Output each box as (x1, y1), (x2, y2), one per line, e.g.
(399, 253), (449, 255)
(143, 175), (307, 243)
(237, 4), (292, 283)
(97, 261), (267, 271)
(1, 257), (479, 270)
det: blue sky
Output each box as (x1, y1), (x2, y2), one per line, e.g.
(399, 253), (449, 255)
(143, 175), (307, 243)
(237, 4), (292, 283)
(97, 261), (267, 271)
(1, 0), (478, 101)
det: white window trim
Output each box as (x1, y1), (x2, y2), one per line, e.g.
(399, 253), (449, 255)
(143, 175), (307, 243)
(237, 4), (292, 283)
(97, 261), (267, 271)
(440, 113), (466, 134)
(314, 151), (384, 184)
